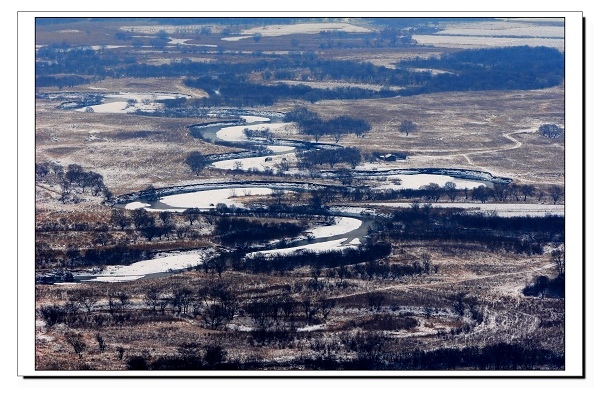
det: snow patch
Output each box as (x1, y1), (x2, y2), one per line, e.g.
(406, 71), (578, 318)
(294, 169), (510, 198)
(306, 217), (362, 239)
(158, 187), (276, 209)
(79, 249), (214, 282)
(124, 201), (150, 210)
(248, 238), (358, 258)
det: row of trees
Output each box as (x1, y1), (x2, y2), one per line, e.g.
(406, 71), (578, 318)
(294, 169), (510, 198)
(36, 162), (111, 202)
(349, 181), (562, 205)
(214, 216), (307, 247)
(372, 207), (564, 255)
(297, 147), (362, 170)
(283, 107), (371, 142)
(470, 183), (562, 204)
(538, 123), (564, 138)
(37, 42), (563, 97)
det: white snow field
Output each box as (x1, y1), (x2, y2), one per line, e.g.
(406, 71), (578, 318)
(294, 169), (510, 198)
(222, 22), (372, 41)
(79, 249), (215, 282)
(305, 217), (362, 239)
(158, 187), (277, 209)
(247, 238), (359, 258)
(216, 122), (290, 142)
(212, 153), (297, 173)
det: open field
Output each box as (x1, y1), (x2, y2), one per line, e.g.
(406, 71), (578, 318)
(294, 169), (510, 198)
(32, 17), (567, 373)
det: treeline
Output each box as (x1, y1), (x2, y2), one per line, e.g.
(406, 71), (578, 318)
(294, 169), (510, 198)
(242, 242), (392, 275)
(298, 147), (362, 169)
(284, 107), (371, 142)
(37, 43), (563, 99)
(371, 208), (565, 255)
(35, 74), (90, 89)
(36, 241), (149, 271)
(303, 342), (564, 370)
(214, 217), (307, 247)
(335, 182), (561, 205)
(36, 162), (111, 203)
(183, 76), (389, 107)
(397, 46), (564, 94)
(127, 341), (563, 370)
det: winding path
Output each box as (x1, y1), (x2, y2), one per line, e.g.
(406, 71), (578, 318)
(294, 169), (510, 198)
(461, 131), (523, 167)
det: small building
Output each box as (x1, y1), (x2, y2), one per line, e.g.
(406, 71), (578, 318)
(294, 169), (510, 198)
(380, 153), (397, 162)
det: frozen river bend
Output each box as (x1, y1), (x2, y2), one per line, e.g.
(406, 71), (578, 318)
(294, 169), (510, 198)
(79, 109), (561, 282)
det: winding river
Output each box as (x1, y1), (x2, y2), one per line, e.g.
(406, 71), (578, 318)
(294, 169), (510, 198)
(79, 109), (560, 282)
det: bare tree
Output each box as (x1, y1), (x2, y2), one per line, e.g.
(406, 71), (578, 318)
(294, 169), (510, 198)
(520, 184), (536, 202)
(549, 185), (563, 204)
(366, 292), (386, 311)
(271, 188), (285, 205)
(301, 296), (319, 323)
(145, 287), (162, 313)
(310, 264), (322, 283)
(185, 151), (206, 176)
(116, 346), (125, 360)
(318, 297), (336, 321)
(73, 289), (98, 315)
(111, 209), (130, 230)
(420, 253), (432, 274)
(399, 120), (417, 136)
(551, 249), (565, 275)
(444, 181), (458, 202)
(538, 124), (564, 138)
(172, 289), (194, 315)
(96, 333), (106, 353)
(204, 345), (227, 370)
(183, 208), (201, 225)
(65, 332), (87, 358)
(246, 300), (273, 330)
(280, 294), (297, 319)
(493, 183), (509, 202)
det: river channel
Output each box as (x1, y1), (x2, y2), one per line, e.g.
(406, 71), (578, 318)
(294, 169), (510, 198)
(84, 110), (531, 282)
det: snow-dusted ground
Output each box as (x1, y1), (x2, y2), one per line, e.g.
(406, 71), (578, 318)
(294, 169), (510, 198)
(216, 122), (290, 142)
(77, 249), (215, 282)
(124, 201), (151, 210)
(407, 68), (454, 76)
(355, 161), (406, 171)
(75, 92), (189, 114)
(158, 187), (276, 209)
(241, 115), (271, 123)
(436, 20), (564, 38)
(212, 153), (297, 173)
(168, 38), (191, 45)
(373, 174), (487, 190)
(267, 145), (295, 154)
(247, 238), (359, 258)
(305, 217), (362, 239)
(371, 202), (564, 217)
(222, 22), (372, 41)
(297, 324), (326, 332)
(328, 206), (376, 216)
(412, 34), (564, 50)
